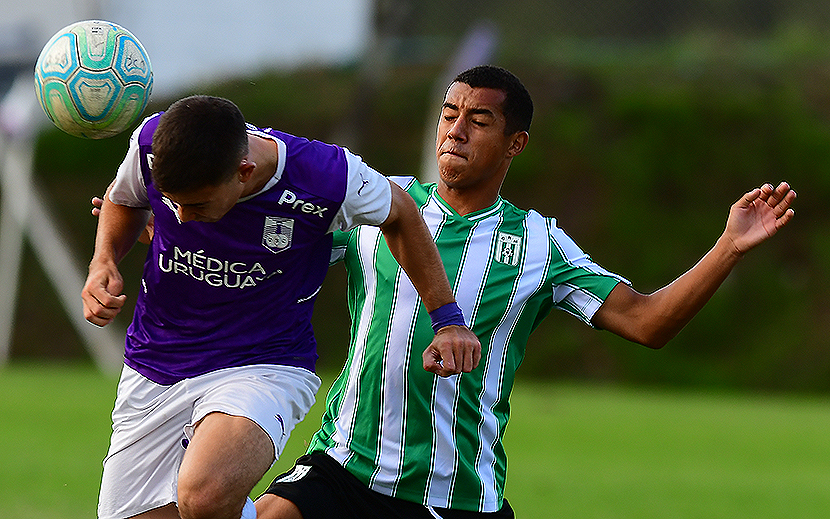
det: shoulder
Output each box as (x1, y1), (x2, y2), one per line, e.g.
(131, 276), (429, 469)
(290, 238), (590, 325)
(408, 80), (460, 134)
(499, 204), (587, 261)
(258, 126), (345, 168)
(501, 202), (563, 237)
(137, 112), (162, 146)
(253, 126), (348, 201)
(388, 176), (431, 205)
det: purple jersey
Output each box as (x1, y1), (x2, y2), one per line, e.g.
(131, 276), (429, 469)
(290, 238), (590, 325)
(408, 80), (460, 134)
(118, 114), (388, 384)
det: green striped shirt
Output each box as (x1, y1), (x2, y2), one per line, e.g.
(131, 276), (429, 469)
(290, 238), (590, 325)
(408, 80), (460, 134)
(308, 177), (626, 512)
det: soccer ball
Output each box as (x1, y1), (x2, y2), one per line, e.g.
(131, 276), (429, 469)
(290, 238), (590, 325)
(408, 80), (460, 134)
(34, 20), (153, 139)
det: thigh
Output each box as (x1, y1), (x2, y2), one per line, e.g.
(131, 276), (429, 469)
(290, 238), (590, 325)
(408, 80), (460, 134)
(188, 365), (321, 460)
(176, 366), (320, 514)
(177, 412), (274, 511)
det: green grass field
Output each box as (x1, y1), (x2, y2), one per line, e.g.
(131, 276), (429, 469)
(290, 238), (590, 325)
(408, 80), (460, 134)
(2, 363), (829, 518)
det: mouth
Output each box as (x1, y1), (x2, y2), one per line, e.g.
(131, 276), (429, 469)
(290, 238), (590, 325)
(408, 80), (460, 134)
(440, 148), (466, 160)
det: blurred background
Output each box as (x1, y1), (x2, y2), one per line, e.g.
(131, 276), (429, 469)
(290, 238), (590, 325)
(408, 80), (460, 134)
(3, 2), (830, 518)
(2, 0), (829, 391)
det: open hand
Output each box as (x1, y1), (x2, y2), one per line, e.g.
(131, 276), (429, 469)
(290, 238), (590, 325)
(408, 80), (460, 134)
(724, 181), (796, 256)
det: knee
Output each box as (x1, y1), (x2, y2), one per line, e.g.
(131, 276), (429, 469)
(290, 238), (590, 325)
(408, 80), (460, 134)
(177, 478), (241, 519)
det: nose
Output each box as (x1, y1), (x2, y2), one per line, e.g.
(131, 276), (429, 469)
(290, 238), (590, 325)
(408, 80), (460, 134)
(446, 118), (467, 142)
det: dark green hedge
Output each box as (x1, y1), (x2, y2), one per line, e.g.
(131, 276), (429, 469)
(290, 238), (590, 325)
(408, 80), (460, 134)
(23, 54), (830, 391)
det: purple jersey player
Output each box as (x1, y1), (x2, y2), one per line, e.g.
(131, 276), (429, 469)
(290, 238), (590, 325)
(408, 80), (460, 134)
(81, 96), (480, 519)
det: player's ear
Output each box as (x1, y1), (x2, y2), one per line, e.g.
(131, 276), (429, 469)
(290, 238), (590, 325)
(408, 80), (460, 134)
(237, 159), (256, 183)
(507, 131), (529, 157)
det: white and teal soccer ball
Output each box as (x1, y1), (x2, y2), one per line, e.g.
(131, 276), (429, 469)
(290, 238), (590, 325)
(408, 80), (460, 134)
(34, 20), (153, 139)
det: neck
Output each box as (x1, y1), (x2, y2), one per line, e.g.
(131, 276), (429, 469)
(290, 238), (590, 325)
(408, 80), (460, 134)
(436, 184), (500, 216)
(241, 135), (278, 197)
(436, 164), (507, 216)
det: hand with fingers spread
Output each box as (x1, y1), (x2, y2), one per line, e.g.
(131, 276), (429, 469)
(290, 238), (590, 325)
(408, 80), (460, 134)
(723, 181), (796, 257)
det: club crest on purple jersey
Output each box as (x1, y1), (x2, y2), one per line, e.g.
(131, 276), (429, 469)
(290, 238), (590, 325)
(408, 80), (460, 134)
(262, 216), (294, 253)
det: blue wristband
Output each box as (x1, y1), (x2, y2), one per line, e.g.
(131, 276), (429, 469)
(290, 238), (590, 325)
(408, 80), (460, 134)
(429, 301), (466, 334)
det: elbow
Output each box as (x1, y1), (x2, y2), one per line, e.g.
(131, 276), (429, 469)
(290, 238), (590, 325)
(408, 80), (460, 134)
(598, 321), (671, 350)
(642, 337), (669, 350)
(635, 323), (680, 350)
(594, 288), (681, 350)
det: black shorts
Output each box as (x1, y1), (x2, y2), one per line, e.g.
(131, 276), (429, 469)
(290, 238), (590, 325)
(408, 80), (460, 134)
(262, 453), (515, 519)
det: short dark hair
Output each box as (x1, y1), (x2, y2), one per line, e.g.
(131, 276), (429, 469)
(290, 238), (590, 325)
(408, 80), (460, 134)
(151, 95), (249, 194)
(452, 65), (533, 135)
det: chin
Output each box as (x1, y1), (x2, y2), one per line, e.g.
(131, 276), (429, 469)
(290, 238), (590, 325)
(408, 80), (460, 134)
(438, 167), (459, 184)
(438, 176), (457, 188)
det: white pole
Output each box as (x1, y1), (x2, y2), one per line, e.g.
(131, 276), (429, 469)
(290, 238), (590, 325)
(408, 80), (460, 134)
(0, 73), (36, 365)
(0, 72), (123, 373)
(420, 21), (499, 183)
(0, 135), (26, 364)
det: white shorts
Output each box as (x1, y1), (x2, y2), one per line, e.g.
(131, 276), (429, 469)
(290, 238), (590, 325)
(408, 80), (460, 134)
(97, 364), (321, 519)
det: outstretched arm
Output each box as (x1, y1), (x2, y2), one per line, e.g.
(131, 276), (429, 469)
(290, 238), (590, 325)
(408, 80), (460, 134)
(380, 181), (482, 376)
(592, 181), (796, 348)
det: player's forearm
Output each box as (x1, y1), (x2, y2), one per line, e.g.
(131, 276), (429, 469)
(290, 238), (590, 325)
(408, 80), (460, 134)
(380, 184), (455, 312)
(598, 182), (796, 348)
(91, 195), (151, 267)
(633, 234), (743, 347)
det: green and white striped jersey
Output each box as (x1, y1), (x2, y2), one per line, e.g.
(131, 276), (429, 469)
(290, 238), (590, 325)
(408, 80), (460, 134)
(308, 177), (627, 512)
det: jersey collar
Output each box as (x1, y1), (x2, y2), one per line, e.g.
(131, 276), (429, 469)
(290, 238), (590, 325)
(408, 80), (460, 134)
(428, 184), (504, 222)
(238, 129), (286, 203)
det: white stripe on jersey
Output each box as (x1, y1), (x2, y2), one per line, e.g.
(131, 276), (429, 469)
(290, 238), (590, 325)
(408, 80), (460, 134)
(327, 227), (382, 466)
(371, 191), (448, 493)
(368, 240), (418, 491)
(424, 206), (501, 507)
(474, 211), (552, 510)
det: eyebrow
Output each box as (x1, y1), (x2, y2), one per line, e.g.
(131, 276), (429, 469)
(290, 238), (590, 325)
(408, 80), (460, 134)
(442, 102), (496, 118)
(162, 194), (208, 208)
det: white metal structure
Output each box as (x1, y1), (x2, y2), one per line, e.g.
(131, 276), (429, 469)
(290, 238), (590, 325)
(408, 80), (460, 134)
(0, 73), (123, 373)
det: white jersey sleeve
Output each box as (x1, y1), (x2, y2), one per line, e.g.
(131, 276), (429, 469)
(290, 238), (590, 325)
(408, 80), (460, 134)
(327, 150), (392, 233)
(108, 122), (150, 208)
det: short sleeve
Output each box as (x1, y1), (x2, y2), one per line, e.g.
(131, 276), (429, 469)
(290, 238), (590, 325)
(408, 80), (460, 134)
(327, 150), (392, 233)
(547, 216), (629, 325)
(109, 123), (149, 208)
(330, 230), (349, 265)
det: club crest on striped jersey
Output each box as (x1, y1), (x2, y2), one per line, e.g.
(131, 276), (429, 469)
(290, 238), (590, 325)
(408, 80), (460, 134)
(495, 232), (521, 266)
(262, 216), (294, 254)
